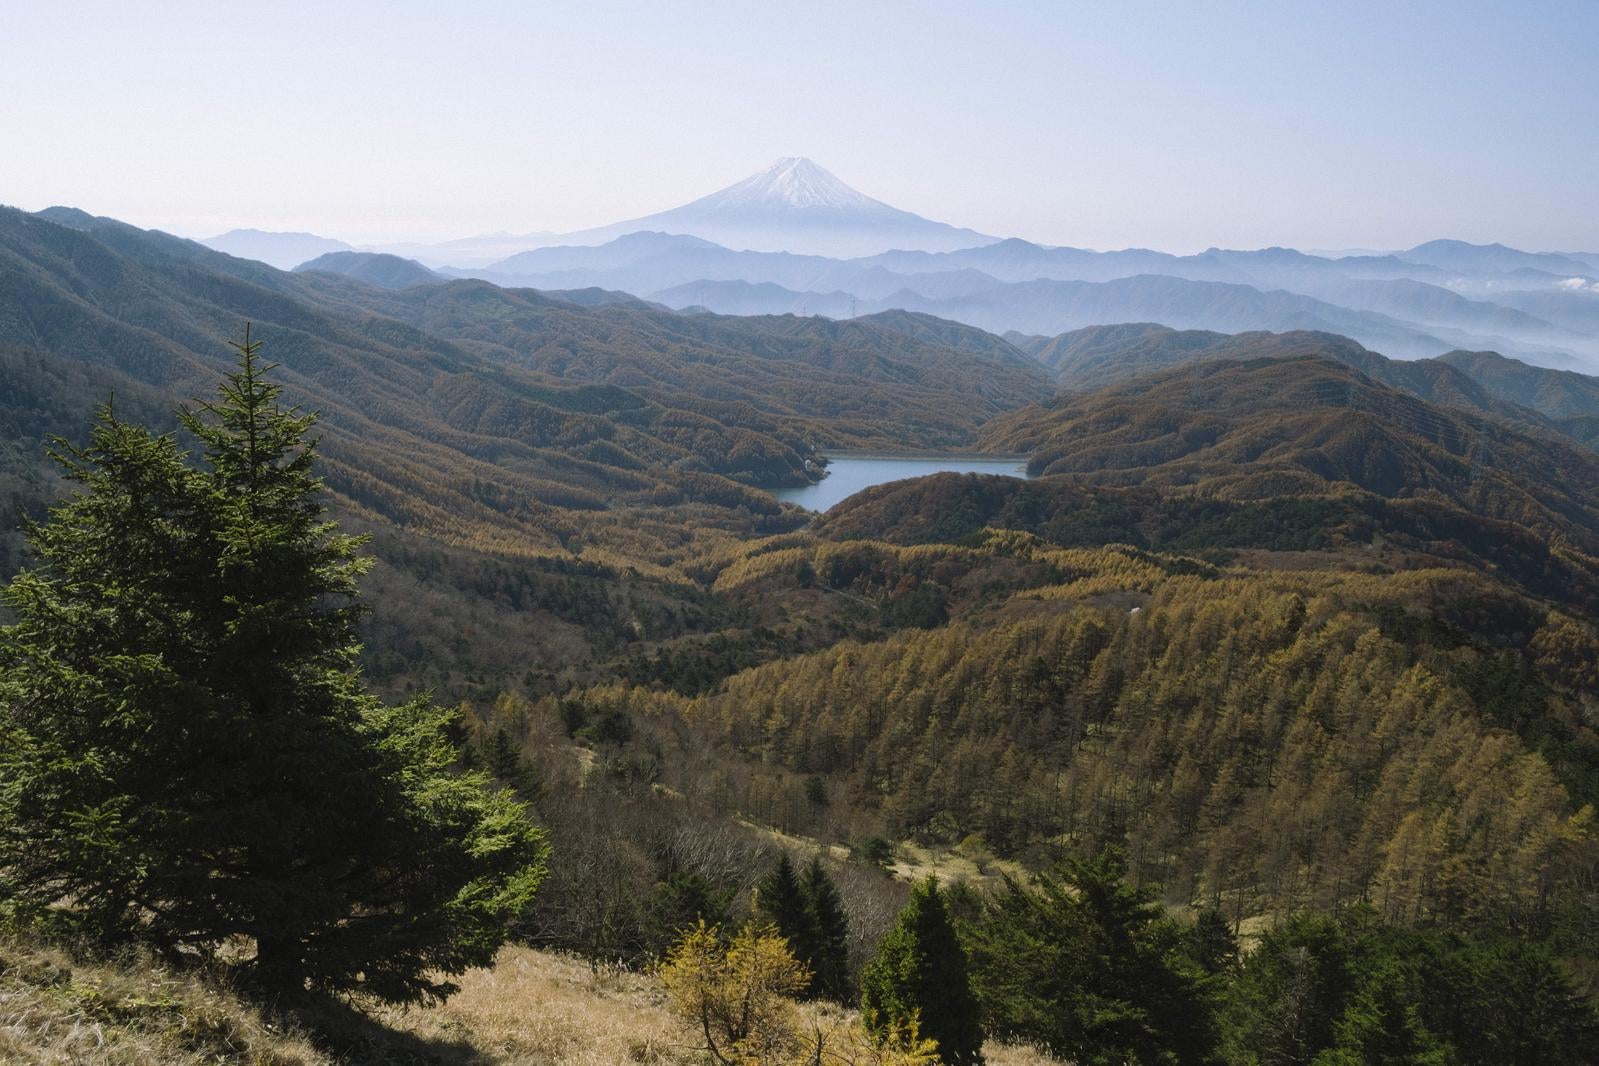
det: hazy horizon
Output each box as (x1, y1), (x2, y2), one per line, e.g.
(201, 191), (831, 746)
(5, 1), (1597, 253)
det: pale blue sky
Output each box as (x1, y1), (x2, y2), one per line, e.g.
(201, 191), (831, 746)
(4, 1), (1595, 252)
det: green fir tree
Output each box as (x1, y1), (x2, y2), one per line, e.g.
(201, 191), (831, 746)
(962, 848), (1220, 1066)
(754, 852), (817, 975)
(802, 855), (852, 1002)
(861, 876), (985, 1065)
(0, 328), (548, 1004)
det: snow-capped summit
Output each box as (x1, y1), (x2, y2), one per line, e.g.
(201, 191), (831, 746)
(555, 158), (995, 258)
(706, 157), (882, 211)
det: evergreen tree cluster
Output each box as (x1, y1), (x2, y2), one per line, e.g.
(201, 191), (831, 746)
(753, 852), (852, 1003)
(1219, 905), (1599, 1066)
(0, 331), (547, 1003)
(843, 849), (1599, 1066)
(961, 849), (1221, 1064)
(861, 877), (986, 1065)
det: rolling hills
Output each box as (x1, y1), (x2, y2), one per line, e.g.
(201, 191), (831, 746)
(193, 166), (1599, 375)
(2, 205), (1048, 496)
(651, 273), (1538, 361)
(1010, 323), (1599, 435)
(0, 204), (1050, 697)
(456, 230), (1599, 370)
(556, 349), (1599, 970)
(293, 250), (442, 288)
(984, 355), (1599, 550)
(9, 201), (1599, 1054)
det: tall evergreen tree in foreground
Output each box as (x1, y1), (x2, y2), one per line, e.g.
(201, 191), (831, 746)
(802, 855), (852, 1003)
(1222, 908), (1599, 1065)
(753, 851), (853, 1002)
(861, 877), (985, 1065)
(0, 328), (547, 1003)
(755, 852), (816, 965)
(961, 848), (1221, 1065)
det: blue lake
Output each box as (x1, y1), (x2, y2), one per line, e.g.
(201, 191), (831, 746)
(772, 455), (1030, 513)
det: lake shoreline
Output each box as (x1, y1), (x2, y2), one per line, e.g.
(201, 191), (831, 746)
(772, 454), (1031, 512)
(818, 449), (1031, 463)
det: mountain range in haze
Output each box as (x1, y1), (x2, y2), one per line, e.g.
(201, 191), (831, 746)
(297, 237), (1599, 370)
(544, 156), (993, 258)
(21, 199), (1599, 566)
(199, 228), (354, 269)
(204, 157), (990, 266)
(199, 157), (1599, 371)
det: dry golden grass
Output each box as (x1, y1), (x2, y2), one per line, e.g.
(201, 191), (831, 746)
(375, 947), (1058, 1065)
(887, 841), (1029, 893)
(0, 935), (325, 1065)
(374, 946), (686, 1064)
(734, 817), (1032, 893)
(982, 1042), (1059, 1066)
(2, 936), (1059, 1064)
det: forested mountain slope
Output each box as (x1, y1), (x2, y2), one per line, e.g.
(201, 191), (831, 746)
(346, 280), (1048, 438)
(1439, 348), (1599, 419)
(7, 207), (1599, 1054)
(292, 250), (442, 288)
(678, 547), (1597, 922)
(1012, 323), (1589, 433)
(7, 208), (1047, 462)
(571, 358), (1599, 974)
(821, 355), (1596, 612)
(0, 206), (1056, 536)
(0, 206), (1048, 695)
(982, 357), (1599, 546)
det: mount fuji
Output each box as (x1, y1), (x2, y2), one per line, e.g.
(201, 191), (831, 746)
(353, 158), (995, 265)
(549, 157), (996, 258)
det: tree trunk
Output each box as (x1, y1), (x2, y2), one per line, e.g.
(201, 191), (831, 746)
(254, 934), (305, 999)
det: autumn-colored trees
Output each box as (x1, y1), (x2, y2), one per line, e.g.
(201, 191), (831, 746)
(585, 543), (1598, 952)
(661, 921), (938, 1066)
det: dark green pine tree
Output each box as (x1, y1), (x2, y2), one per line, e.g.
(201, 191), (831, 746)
(754, 852), (818, 977)
(963, 848), (1220, 1065)
(1187, 908), (1241, 976)
(0, 328), (548, 1004)
(645, 871), (734, 956)
(861, 877), (985, 1065)
(802, 856), (852, 1003)
(1066, 850), (1221, 1065)
(483, 726), (540, 797)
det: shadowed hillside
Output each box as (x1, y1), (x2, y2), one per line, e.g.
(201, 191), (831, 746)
(293, 250), (442, 289)
(982, 357), (1599, 548)
(1012, 323), (1578, 432)
(0, 206), (1049, 697)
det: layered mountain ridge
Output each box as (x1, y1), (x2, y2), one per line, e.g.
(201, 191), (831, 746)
(553, 157), (996, 256)
(13, 203), (1599, 1008)
(456, 228), (1599, 371)
(190, 160), (1599, 372)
